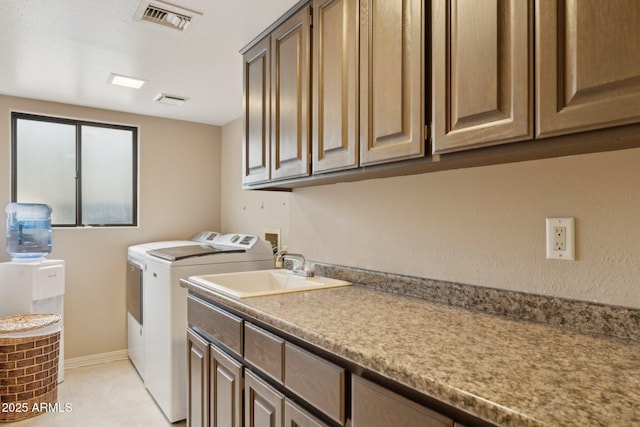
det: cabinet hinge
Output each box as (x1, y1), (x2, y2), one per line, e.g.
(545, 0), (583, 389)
(424, 124), (431, 142)
(309, 7), (313, 27)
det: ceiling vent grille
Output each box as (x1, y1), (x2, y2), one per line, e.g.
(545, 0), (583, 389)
(134, 0), (202, 32)
(154, 93), (189, 106)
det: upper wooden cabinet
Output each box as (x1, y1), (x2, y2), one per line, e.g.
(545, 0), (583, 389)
(536, 0), (640, 138)
(242, 0), (426, 187)
(360, 0), (426, 165)
(271, 5), (312, 180)
(312, 0), (359, 174)
(314, 0), (426, 170)
(242, 4), (312, 185)
(242, 36), (271, 185)
(432, 0), (533, 154)
(243, 0), (640, 189)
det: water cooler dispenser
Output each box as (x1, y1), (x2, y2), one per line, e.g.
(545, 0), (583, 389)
(0, 203), (65, 382)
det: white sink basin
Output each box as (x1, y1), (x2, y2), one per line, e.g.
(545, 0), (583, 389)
(189, 269), (351, 299)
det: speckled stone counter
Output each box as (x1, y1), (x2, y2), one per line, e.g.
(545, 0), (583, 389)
(182, 280), (640, 426)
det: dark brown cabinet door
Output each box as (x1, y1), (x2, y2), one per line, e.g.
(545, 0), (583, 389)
(284, 399), (328, 427)
(271, 5), (312, 181)
(432, 0), (533, 153)
(360, 0), (425, 165)
(312, 0), (359, 174)
(210, 344), (243, 427)
(244, 370), (284, 427)
(242, 36), (271, 185)
(187, 329), (209, 427)
(536, 0), (640, 137)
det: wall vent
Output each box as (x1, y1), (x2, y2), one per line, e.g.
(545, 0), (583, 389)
(134, 0), (202, 32)
(154, 93), (189, 106)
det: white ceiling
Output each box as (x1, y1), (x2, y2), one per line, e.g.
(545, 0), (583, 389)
(0, 0), (298, 126)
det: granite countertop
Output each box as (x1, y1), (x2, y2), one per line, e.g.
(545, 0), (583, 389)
(183, 281), (640, 426)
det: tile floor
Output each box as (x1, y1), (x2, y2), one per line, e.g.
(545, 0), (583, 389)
(7, 360), (185, 427)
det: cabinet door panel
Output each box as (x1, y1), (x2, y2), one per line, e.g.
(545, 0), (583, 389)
(245, 370), (284, 427)
(312, 0), (358, 173)
(243, 37), (271, 185)
(284, 399), (328, 427)
(187, 329), (209, 427)
(360, 0), (425, 165)
(433, 0), (533, 153)
(271, 5), (311, 180)
(536, 0), (640, 137)
(211, 344), (243, 427)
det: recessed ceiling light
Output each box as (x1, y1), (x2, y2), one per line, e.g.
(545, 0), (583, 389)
(108, 73), (147, 89)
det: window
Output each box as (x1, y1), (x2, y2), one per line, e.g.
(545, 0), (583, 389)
(11, 112), (138, 226)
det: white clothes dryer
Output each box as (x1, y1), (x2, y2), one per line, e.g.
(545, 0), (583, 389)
(126, 231), (220, 380)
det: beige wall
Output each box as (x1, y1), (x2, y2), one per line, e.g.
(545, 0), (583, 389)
(221, 117), (640, 309)
(221, 118), (289, 244)
(0, 95), (222, 359)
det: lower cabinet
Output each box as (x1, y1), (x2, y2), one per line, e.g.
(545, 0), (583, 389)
(283, 342), (344, 424)
(284, 400), (327, 427)
(245, 370), (284, 427)
(188, 330), (244, 427)
(244, 370), (329, 427)
(187, 329), (210, 427)
(352, 376), (453, 427)
(187, 294), (466, 427)
(211, 344), (243, 427)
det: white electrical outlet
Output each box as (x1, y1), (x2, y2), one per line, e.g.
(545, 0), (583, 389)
(553, 226), (566, 251)
(546, 218), (575, 260)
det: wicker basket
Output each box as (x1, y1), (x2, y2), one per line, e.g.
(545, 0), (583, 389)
(0, 313), (61, 423)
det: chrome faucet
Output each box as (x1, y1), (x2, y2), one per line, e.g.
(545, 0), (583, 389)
(275, 250), (313, 277)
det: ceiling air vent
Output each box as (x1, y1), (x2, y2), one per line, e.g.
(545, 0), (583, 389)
(134, 0), (202, 32)
(154, 93), (189, 106)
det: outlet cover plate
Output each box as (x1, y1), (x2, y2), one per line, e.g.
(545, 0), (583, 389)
(546, 217), (575, 260)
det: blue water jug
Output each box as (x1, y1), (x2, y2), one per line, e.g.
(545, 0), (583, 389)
(5, 203), (52, 260)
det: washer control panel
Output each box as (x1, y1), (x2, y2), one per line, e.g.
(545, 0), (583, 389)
(215, 233), (258, 248)
(191, 231), (221, 243)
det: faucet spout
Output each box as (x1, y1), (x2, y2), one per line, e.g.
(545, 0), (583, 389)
(275, 251), (313, 277)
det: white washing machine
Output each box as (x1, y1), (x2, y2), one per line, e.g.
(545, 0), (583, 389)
(126, 231), (220, 380)
(0, 259), (65, 382)
(142, 233), (274, 423)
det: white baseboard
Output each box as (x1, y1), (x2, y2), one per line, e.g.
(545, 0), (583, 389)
(65, 349), (129, 370)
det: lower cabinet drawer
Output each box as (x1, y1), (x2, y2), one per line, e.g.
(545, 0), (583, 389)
(352, 375), (453, 427)
(244, 322), (285, 384)
(284, 342), (345, 424)
(187, 295), (243, 357)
